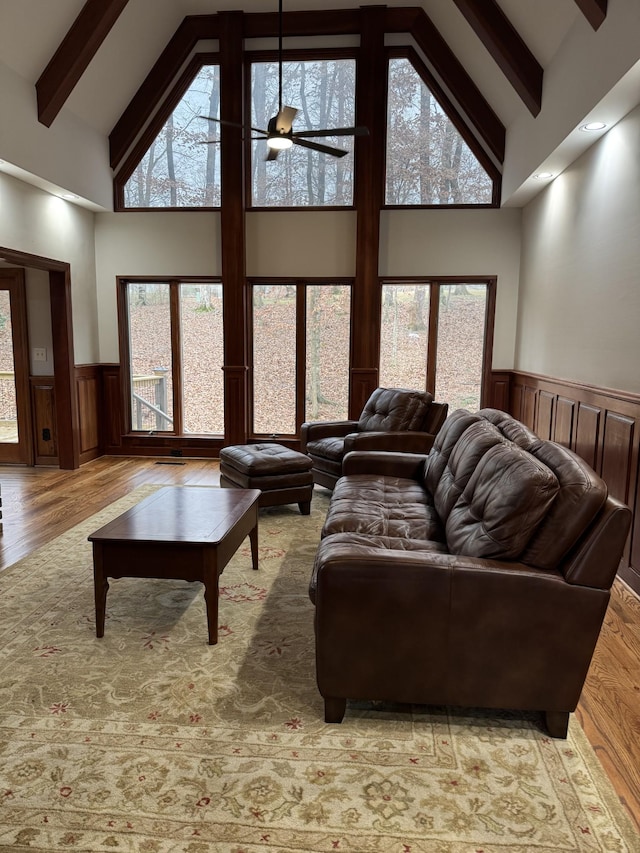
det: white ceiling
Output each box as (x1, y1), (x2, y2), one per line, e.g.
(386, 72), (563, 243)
(1, 0), (639, 209)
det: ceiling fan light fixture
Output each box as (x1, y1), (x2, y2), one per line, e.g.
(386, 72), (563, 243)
(267, 134), (293, 151)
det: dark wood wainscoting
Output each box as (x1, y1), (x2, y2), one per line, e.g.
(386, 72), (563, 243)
(30, 376), (58, 465)
(497, 371), (640, 594)
(75, 365), (101, 464)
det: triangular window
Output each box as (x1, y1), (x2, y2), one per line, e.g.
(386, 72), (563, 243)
(123, 64), (221, 208)
(386, 56), (495, 206)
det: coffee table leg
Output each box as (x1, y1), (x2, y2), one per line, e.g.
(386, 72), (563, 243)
(250, 521), (259, 571)
(93, 544), (109, 638)
(203, 550), (219, 645)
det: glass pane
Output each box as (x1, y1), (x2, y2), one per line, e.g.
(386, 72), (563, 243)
(386, 57), (494, 205)
(436, 284), (487, 411)
(127, 283), (174, 431)
(0, 291), (18, 443)
(180, 283), (224, 434)
(306, 285), (351, 421)
(124, 65), (221, 208)
(379, 284), (430, 390)
(251, 59), (356, 206)
(253, 284), (296, 434)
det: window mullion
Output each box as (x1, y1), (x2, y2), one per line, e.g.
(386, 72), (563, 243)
(296, 282), (306, 433)
(426, 282), (439, 397)
(170, 281), (183, 436)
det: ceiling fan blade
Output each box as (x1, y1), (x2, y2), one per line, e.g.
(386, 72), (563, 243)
(199, 115), (267, 136)
(293, 137), (348, 158)
(275, 106), (298, 134)
(293, 126), (369, 139)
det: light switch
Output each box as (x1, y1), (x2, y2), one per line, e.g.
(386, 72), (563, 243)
(33, 347), (47, 362)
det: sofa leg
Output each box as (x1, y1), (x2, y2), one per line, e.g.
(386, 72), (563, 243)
(544, 711), (569, 738)
(324, 697), (346, 723)
(299, 501), (311, 515)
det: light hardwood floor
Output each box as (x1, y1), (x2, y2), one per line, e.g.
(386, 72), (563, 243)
(0, 455), (639, 832)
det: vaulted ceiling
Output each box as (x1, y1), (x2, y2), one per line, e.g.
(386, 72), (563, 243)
(1, 0), (638, 209)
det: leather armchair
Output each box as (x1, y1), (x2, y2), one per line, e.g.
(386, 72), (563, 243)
(301, 387), (448, 490)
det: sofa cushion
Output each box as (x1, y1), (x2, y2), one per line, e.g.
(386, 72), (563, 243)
(357, 388), (433, 433)
(422, 409), (482, 496)
(322, 474), (445, 542)
(306, 436), (346, 463)
(433, 419), (505, 523)
(478, 408), (539, 450)
(309, 531), (449, 604)
(446, 442), (560, 560)
(521, 441), (607, 570)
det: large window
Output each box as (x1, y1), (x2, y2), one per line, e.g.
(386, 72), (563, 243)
(122, 280), (224, 434)
(385, 56), (495, 206)
(380, 281), (493, 412)
(251, 281), (351, 435)
(123, 64), (221, 208)
(250, 57), (357, 207)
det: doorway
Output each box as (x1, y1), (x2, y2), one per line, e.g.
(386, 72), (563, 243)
(0, 247), (78, 469)
(0, 269), (33, 464)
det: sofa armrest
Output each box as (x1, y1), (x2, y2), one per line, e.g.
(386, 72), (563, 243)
(300, 420), (358, 450)
(312, 541), (610, 713)
(344, 430), (437, 454)
(341, 450), (427, 480)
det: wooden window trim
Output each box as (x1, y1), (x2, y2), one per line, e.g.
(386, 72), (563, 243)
(109, 7), (507, 175)
(113, 52), (220, 211)
(248, 277), (353, 438)
(117, 276), (223, 437)
(244, 48), (360, 212)
(384, 48), (502, 209)
(380, 276), (497, 405)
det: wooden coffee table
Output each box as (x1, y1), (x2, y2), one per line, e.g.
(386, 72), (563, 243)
(89, 486), (261, 645)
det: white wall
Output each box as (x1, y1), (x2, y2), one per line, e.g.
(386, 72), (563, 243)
(0, 60), (112, 208)
(380, 209), (522, 369)
(94, 212), (221, 362)
(0, 171), (99, 364)
(246, 211), (356, 277)
(516, 103), (640, 394)
(26, 268), (53, 375)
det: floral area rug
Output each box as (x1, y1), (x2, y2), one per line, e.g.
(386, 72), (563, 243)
(0, 485), (637, 852)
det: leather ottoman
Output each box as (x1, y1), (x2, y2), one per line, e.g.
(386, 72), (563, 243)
(219, 443), (314, 514)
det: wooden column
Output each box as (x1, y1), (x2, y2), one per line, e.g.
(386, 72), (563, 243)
(50, 269), (80, 469)
(219, 11), (249, 445)
(350, 5), (386, 417)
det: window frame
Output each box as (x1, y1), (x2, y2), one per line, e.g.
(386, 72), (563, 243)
(244, 47), (360, 211)
(113, 53), (221, 212)
(248, 277), (354, 438)
(383, 48), (501, 209)
(379, 276), (496, 408)
(117, 276), (224, 436)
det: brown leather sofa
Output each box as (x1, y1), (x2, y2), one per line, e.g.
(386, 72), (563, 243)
(309, 408), (631, 737)
(301, 387), (448, 490)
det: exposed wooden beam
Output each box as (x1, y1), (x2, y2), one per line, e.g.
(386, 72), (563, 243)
(36, 0), (130, 127)
(450, 0), (543, 116)
(573, 0), (608, 30)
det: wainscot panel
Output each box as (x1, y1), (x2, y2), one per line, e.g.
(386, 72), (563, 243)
(30, 377), (58, 466)
(504, 371), (640, 595)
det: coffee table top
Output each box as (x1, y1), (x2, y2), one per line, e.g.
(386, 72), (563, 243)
(88, 486), (261, 546)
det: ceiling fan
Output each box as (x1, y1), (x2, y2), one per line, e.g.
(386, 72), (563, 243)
(200, 0), (368, 160)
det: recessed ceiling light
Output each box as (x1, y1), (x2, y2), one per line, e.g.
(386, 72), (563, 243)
(580, 122), (607, 132)
(534, 172), (554, 180)
(62, 193), (79, 200)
